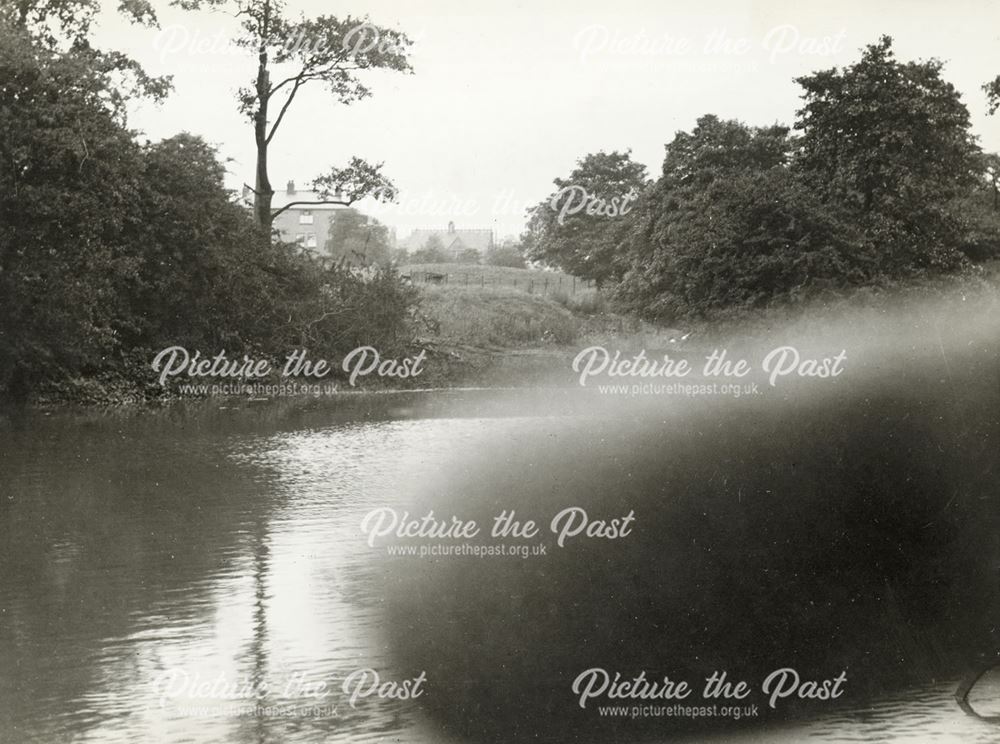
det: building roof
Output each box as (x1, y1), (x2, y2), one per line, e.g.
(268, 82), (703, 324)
(270, 188), (346, 213)
(242, 182), (347, 212)
(403, 226), (494, 252)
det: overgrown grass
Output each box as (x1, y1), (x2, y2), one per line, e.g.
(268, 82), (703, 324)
(400, 263), (597, 300)
(417, 286), (581, 347)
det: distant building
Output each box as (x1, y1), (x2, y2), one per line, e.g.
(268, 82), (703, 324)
(402, 221), (494, 259)
(243, 181), (344, 256)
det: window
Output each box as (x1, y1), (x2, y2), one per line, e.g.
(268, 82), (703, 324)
(295, 234), (306, 245)
(299, 210), (314, 225)
(305, 234), (317, 248)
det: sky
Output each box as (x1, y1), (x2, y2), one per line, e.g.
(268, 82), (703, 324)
(94, 0), (1000, 241)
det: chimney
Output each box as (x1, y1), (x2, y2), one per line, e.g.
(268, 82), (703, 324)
(286, 180), (295, 195)
(447, 221), (455, 234)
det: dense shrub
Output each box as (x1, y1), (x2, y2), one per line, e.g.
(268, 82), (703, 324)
(0, 24), (417, 400)
(615, 168), (874, 320)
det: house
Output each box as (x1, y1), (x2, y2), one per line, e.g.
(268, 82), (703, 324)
(402, 222), (494, 260)
(243, 181), (345, 256)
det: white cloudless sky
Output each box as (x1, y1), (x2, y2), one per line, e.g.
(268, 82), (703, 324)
(94, 0), (1000, 241)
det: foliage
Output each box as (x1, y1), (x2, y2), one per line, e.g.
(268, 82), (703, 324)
(485, 242), (527, 268)
(615, 166), (871, 320)
(324, 208), (393, 266)
(794, 36), (980, 275)
(1, 0), (171, 107)
(0, 24), (145, 395)
(522, 150), (647, 285)
(985, 75), (1000, 115)
(455, 248), (481, 264)
(610, 38), (995, 320)
(0, 22), (418, 399)
(294, 263), (419, 354)
(409, 235), (448, 264)
(172, 0), (411, 228)
(953, 155), (1000, 261)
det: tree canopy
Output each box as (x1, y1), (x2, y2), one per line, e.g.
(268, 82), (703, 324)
(523, 150), (647, 286)
(172, 0), (411, 229)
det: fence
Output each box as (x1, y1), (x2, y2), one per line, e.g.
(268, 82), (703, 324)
(405, 271), (596, 295)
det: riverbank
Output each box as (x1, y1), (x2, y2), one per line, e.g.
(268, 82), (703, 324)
(14, 277), (649, 407)
(14, 264), (1000, 409)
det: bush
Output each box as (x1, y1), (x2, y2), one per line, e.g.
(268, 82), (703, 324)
(485, 244), (527, 269)
(0, 30), (419, 400)
(616, 167), (873, 321)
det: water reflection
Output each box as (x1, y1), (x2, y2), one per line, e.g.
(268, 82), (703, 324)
(0, 384), (997, 743)
(0, 396), (506, 743)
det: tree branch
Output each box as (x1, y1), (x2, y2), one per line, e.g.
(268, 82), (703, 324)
(266, 73), (304, 144)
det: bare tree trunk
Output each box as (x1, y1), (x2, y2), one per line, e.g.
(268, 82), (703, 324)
(253, 2), (273, 231)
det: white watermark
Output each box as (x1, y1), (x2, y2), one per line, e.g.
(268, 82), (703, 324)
(571, 346), (847, 388)
(549, 185), (637, 226)
(572, 667), (847, 711)
(361, 506), (636, 550)
(150, 346), (427, 388)
(152, 667), (426, 714)
(153, 22), (420, 64)
(573, 24), (847, 65)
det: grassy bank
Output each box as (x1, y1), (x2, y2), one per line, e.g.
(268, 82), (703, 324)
(401, 263), (582, 286)
(408, 275), (687, 387)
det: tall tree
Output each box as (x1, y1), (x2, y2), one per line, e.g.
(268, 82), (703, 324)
(523, 150), (647, 285)
(174, 0), (411, 230)
(612, 116), (867, 319)
(324, 208), (393, 266)
(0, 21), (147, 394)
(795, 36), (981, 273)
(795, 36), (979, 216)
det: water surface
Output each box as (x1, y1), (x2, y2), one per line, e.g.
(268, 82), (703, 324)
(0, 390), (997, 743)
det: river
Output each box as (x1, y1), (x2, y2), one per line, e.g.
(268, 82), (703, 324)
(1, 389), (998, 743)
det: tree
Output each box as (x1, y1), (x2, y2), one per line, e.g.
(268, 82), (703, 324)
(985, 75), (1000, 115)
(952, 153), (1000, 261)
(409, 235), (447, 264)
(125, 134), (313, 352)
(794, 36), (980, 273)
(2, 0), (171, 108)
(423, 234), (445, 252)
(657, 114), (792, 186)
(523, 150), (647, 285)
(173, 0), (411, 230)
(0, 21), (150, 395)
(324, 208), (393, 266)
(614, 117), (867, 320)
(984, 154), (1000, 211)
(485, 243), (526, 269)
(0, 16), (419, 400)
(455, 248), (480, 264)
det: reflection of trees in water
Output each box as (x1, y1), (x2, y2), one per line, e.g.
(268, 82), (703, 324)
(250, 515), (271, 744)
(0, 412), (284, 740)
